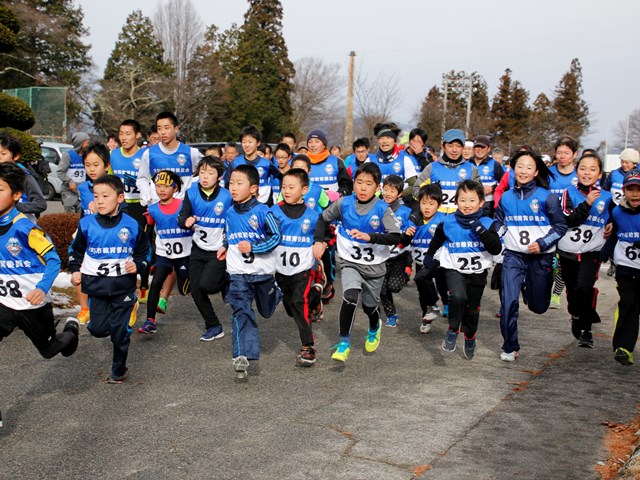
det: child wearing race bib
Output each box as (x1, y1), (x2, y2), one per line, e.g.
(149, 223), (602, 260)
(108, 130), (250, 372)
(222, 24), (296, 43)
(600, 171), (640, 366)
(379, 174), (415, 328)
(271, 169), (326, 367)
(602, 148), (639, 205)
(270, 143), (292, 204)
(558, 153), (613, 348)
(406, 184), (447, 334)
(313, 163), (401, 363)
(178, 156), (231, 341)
(74, 142), (112, 325)
(0, 164), (79, 361)
(495, 150), (567, 362)
(219, 164), (283, 379)
(422, 180), (502, 359)
(69, 175), (151, 383)
(137, 171), (192, 335)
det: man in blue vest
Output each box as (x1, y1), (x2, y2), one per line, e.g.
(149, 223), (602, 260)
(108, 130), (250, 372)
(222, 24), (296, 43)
(57, 132), (90, 213)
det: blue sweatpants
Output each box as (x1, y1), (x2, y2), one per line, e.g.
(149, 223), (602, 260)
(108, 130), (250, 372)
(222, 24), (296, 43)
(228, 274), (283, 360)
(500, 251), (554, 353)
(87, 293), (136, 377)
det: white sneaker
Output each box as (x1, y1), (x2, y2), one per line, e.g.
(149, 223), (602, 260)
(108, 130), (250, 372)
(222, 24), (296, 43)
(500, 351), (519, 362)
(420, 320), (432, 334)
(423, 306), (439, 322)
(233, 355), (249, 378)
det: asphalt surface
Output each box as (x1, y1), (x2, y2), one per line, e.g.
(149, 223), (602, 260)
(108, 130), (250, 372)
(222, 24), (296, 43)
(1, 245), (638, 479)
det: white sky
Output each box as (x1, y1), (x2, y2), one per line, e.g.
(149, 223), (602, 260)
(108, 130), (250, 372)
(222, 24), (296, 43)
(77, 0), (640, 148)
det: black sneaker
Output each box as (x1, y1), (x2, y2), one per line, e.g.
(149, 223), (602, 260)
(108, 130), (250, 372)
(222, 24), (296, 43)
(614, 348), (634, 366)
(60, 318), (80, 357)
(463, 336), (476, 360)
(578, 330), (593, 348)
(570, 316), (581, 340)
(297, 346), (317, 367)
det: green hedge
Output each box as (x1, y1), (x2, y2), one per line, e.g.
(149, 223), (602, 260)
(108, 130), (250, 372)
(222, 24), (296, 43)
(0, 128), (41, 164)
(0, 93), (35, 130)
(0, 6), (19, 54)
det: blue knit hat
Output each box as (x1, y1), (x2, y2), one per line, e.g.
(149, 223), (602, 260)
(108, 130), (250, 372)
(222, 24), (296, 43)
(307, 129), (328, 147)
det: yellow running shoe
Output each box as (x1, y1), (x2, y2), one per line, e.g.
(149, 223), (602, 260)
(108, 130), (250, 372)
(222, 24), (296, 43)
(138, 288), (148, 304)
(364, 325), (381, 353)
(331, 341), (351, 362)
(77, 308), (90, 325)
(129, 301), (139, 327)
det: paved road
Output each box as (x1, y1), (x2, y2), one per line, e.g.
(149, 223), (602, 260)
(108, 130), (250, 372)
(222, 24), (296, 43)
(0, 263), (637, 479)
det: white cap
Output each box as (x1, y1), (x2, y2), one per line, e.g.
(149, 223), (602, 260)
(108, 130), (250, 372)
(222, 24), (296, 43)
(620, 148), (640, 164)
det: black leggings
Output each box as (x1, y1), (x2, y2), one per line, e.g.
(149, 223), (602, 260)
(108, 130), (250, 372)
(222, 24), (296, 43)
(146, 257), (190, 320)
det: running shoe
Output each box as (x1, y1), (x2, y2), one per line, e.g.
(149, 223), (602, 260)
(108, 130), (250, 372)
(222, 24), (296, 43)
(77, 308), (90, 325)
(233, 355), (249, 378)
(297, 346), (317, 367)
(423, 306), (439, 321)
(156, 297), (168, 314)
(500, 351), (519, 362)
(322, 283), (335, 304)
(106, 368), (129, 384)
(331, 341), (351, 362)
(570, 316), (581, 340)
(463, 335), (476, 360)
(138, 319), (157, 335)
(549, 294), (561, 309)
(442, 328), (458, 352)
(129, 301), (139, 327)
(200, 325), (224, 341)
(420, 320), (432, 334)
(578, 330), (593, 348)
(364, 324), (381, 352)
(385, 314), (398, 328)
(61, 318), (80, 357)
(138, 288), (148, 304)
(614, 348), (634, 366)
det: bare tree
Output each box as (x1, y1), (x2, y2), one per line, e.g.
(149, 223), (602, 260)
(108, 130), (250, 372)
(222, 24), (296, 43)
(290, 57), (344, 138)
(154, 0), (204, 120)
(354, 70), (400, 139)
(612, 108), (640, 150)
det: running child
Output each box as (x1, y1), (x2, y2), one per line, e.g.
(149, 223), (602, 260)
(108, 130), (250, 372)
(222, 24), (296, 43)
(220, 164), (283, 379)
(421, 180), (502, 359)
(600, 171), (640, 365)
(271, 143), (292, 203)
(178, 156), (231, 341)
(313, 163), (401, 363)
(602, 148), (639, 205)
(271, 168), (326, 366)
(558, 153), (613, 348)
(0, 164), (79, 360)
(69, 174), (150, 383)
(407, 184), (447, 333)
(289, 154), (331, 213)
(138, 171), (192, 335)
(0, 133), (46, 220)
(75, 142), (111, 325)
(379, 174), (414, 327)
(495, 149), (567, 361)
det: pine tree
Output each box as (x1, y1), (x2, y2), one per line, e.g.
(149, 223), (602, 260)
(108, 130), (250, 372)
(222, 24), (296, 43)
(552, 58), (589, 141)
(490, 69), (512, 145)
(417, 86), (444, 145)
(223, 0), (295, 141)
(508, 80), (530, 146)
(93, 10), (174, 134)
(529, 93), (556, 153)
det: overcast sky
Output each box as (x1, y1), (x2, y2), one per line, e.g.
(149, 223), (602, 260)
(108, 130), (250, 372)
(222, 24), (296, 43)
(77, 0), (640, 148)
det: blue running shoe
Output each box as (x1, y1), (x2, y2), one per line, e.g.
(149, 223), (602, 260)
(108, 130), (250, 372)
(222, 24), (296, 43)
(138, 318), (157, 335)
(385, 314), (398, 328)
(200, 325), (224, 341)
(442, 328), (458, 352)
(442, 305), (449, 317)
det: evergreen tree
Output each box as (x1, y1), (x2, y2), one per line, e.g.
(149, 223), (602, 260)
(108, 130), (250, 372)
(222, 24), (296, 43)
(508, 80), (530, 146)
(490, 69), (512, 145)
(222, 0), (294, 141)
(529, 93), (556, 153)
(0, 0), (92, 122)
(417, 86), (444, 145)
(93, 10), (174, 134)
(552, 58), (589, 141)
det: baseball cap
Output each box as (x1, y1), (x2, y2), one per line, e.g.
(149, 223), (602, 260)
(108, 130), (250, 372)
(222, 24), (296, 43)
(473, 135), (491, 148)
(623, 171), (640, 188)
(442, 129), (465, 144)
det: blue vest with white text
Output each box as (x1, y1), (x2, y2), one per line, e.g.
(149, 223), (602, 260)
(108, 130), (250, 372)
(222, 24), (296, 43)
(436, 214), (494, 273)
(186, 185), (231, 251)
(148, 200), (192, 259)
(225, 203), (275, 275)
(558, 186), (611, 254)
(309, 156), (340, 192)
(430, 161), (476, 212)
(67, 150), (85, 183)
(500, 187), (554, 253)
(110, 148), (144, 202)
(548, 165), (577, 199)
(77, 181), (94, 216)
(271, 203), (318, 275)
(612, 206), (640, 270)
(412, 211), (446, 265)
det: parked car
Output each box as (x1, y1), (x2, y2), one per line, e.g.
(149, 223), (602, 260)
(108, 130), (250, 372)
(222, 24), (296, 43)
(40, 142), (73, 200)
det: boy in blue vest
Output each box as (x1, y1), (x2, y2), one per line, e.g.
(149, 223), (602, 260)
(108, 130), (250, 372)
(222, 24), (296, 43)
(0, 164), (79, 359)
(219, 164), (283, 379)
(223, 125), (281, 205)
(379, 174), (414, 327)
(314, 163), (401, 363)
(422, 180), (502, 359)
(138, 171), (193, 335)
(271, 168), (326, 366)
(600, 171), (640, 365)
(69, 175), (150, 383)
(178, 156), (231, 341)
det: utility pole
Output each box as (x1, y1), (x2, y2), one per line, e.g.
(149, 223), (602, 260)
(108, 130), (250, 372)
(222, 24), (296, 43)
(465, 76), (473, 137)
(344, 51), (356, 151)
